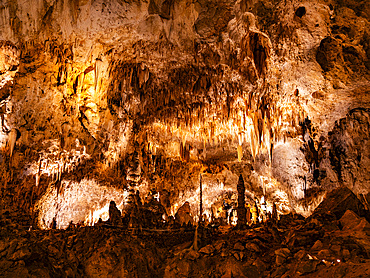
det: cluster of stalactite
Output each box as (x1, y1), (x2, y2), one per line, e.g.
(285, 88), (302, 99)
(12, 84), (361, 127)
(32, 146), (90, 187)
(107, 51), (307, 162)
(0, 40), (19, 136)
(0, 40), (19, 74)
(5, 23), (307, 168)
(7, 32), (307, 179)
(107, 60), (151, 119)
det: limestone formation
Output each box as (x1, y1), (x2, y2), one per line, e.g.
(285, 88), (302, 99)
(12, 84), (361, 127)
(175, 201), (193, 226)
(237, 174), (246, 227)
(0, 0), (369, 276)
(108, 201), (122, 226)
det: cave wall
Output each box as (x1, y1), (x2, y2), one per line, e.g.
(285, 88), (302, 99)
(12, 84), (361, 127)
(0, 0), (369, 225)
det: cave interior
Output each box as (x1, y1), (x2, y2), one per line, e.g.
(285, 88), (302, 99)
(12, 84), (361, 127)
(0, 0), (370, 277)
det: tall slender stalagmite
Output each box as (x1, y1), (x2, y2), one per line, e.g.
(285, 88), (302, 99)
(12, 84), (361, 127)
(237, 174), (246, 227)
(199, 174), (203, 223)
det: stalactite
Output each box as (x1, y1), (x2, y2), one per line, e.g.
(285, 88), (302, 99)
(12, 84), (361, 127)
(250, 127), (258, 161)
(180, 141), (184, 159)
(8, 128), (18, 157)
(94, 58), (102, 93)
(138, 65), (150, 88)
(75, 72), (84, 95)
(263, 119), (271, 162)
(35, 171), (40, 188)
(295, 112), (300, 131)
(57, 65), (64, 84)
(59, 164), (62, 182)
(237, 144), (243, 162)
(257, 110), (264, 147)
(65, 62), (71, 83)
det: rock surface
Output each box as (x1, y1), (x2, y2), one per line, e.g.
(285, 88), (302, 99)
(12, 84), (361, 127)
(0, 0), (368, 224)
(0, 186), (370, 277)
(0, 0), (369, 276)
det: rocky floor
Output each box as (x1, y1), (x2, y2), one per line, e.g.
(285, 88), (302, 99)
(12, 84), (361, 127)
(1, 186), (370, 278)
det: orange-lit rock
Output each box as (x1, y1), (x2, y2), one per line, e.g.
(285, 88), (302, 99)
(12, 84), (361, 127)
(0, 0), (370, 276)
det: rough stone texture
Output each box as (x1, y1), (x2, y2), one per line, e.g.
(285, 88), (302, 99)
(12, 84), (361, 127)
(0, 0), (367, 225)
(174, 201), (193, 226)
(1, 191), (370, 277)
(329, 108), (370, 195)
(0, 0), (369, 276)
(316, 36), (345, 72)
(310, 186), (367, 220)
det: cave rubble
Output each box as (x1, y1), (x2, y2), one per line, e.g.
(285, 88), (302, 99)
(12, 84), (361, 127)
(0, 186), (370, 277)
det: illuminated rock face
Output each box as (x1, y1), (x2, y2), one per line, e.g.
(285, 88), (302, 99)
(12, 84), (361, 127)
(0, 0), (369, 226)
(329, 108), (370, 194)
(34, 179), (128, 229)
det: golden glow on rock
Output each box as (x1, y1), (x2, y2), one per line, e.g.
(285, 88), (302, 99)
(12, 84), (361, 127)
(237, 145), (243, 162)
(23, 139), (91, 180)
(35, 178), (128, 229)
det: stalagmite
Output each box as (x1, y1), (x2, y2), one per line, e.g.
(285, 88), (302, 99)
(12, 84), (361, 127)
(199, 174), (203, 223)
(237, 174), (246, 227)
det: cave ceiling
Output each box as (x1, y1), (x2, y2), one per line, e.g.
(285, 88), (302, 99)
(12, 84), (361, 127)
(0, 0), (369, 228)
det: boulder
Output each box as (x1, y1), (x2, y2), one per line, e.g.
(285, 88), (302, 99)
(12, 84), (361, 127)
(317, 249), (331, 259)
(199, 244), (215, 255)
(342, 249), (351, 259)
(185, 249), (200, 261)
(310, 186), (367, 220)
(8, 247), (31, 261)
(337, 210), (370, 254)
(310, 240), (323, 252)
(294, 250), (306, 260)
(340, 210), (370, 232)
(330, 244), (341, 255)
(233, 242), (245, 251)
(296, 259), (318, 275)
(316, 36), (344, 72)
(245, 242), (261, 253)
(213, 240), (226, 252)
(0, 241), (9, 253)
(272, 265), (287, 278)
(275, 248), (290, 266)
